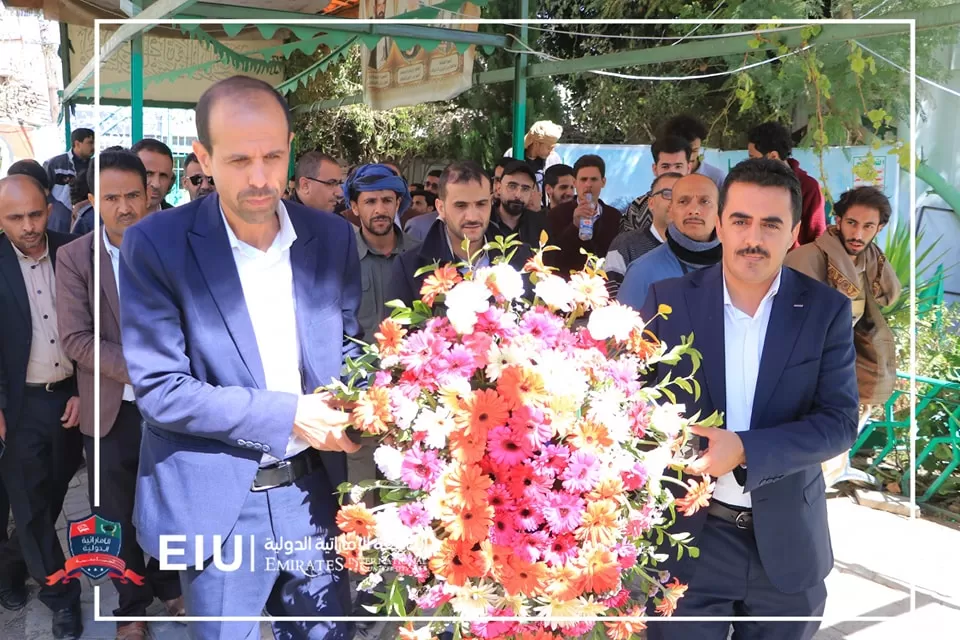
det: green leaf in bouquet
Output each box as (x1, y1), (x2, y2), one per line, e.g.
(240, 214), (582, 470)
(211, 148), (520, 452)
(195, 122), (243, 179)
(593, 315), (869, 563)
(414, 261), (444, 279)
(697, 410), (725, 429)
(660, 387), (677, 404)
(675, 378), (693, 395)
(688, 545), (700, 559)
(385, 299), (409, 310)
(412, 300), (433, 317)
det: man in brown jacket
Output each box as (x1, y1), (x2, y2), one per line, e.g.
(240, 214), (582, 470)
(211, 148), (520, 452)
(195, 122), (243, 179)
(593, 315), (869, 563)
(545, 154), (621, 276)
(55, 150), (182, 640)
(785, 186), (901, 488)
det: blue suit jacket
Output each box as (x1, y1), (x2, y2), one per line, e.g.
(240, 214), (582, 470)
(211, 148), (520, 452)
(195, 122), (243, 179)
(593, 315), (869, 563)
(640, 264), (858, 594)
(119, 195), (363, 560)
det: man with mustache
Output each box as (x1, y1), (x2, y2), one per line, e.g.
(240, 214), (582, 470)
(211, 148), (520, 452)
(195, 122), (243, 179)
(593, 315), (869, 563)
(0, 174), (83, 638)
(617, 173), (722, 311)
(641, 158), (858, 640)
(489, 160), (548, 247)
(131, 138), (175, 213)
(182, 152), (216, 201)
(390, 160), (532, 307)
(118, 75), (361, 640)
(55, 150), (184, 640)
(785, 186), (900, 488)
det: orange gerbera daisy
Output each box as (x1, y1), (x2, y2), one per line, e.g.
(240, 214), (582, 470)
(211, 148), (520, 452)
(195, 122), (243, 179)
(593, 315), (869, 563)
(420, 263), (462, 307)
(604, 606), (646, 639)
(543, 563), (583, 602)
(398, 623), (438, 640)
(496, 365), (548, 410)
(576, 546), (621, 595)
(335, 504), (376, 537)
(335, 532), (368, 575)
(429, 538), (490, 586)
(456, 388), (510, 436)
(501, 556), (548, 597)
(440, 502), (494, 544)
(482, 542), (513, 581)
(655, 578), (689, 616)
(587, 475), (626, 503)
(674, 477), (716, 517)
(567, 419), (614, 453)
(353, 386), (392, 436)
(576, 499), (621, 547)
(448, 427), (487, 465)
(374, 317), (407, 358)
(444, 463), (493, 509)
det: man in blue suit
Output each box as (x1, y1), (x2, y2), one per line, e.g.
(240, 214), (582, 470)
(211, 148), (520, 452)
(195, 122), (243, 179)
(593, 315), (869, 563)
(119, 76), (361, 640)
(639, 158), (859, 640)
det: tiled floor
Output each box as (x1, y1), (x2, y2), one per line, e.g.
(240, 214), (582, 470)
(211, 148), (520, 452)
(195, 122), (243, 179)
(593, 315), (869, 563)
(2, 472), (958, 639)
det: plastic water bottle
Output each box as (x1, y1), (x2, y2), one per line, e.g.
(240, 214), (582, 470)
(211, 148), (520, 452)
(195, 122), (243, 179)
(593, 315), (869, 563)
(578, 193), (596, 241)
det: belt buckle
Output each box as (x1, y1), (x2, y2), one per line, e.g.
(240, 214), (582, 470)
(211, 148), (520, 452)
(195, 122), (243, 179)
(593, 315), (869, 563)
(44, 382), (55, 393)
(735, 511), (752, 530)
(251, 459), (293, 493)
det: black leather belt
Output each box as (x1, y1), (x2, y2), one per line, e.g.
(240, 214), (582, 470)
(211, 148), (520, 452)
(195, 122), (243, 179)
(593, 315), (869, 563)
(25, 378), (75, 393)
(251, 448), (324, 492)
(708, 500), (754, 531)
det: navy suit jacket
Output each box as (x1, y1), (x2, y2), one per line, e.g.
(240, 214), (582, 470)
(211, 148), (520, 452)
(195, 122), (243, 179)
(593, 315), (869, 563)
(119, 195), (363, 560)
(0, 231), (76, 430)
(639, 264), (858, 593)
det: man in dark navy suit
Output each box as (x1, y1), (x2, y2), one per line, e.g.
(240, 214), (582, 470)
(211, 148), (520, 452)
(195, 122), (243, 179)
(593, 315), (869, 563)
(641, 158), (859, 640)
(119, 76), (361, 640)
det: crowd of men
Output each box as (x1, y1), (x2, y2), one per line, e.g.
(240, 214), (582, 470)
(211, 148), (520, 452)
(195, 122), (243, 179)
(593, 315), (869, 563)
(0, 76), (901, 640)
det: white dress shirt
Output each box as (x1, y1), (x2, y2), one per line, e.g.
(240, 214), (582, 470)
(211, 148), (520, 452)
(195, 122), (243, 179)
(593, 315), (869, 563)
(713, 268), (783, 507)
(221, 201), (308, 462)
(103, 227), (136, 402)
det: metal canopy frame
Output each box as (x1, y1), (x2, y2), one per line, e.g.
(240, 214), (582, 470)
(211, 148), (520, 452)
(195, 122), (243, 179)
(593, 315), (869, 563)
(58, 2), (960, 156)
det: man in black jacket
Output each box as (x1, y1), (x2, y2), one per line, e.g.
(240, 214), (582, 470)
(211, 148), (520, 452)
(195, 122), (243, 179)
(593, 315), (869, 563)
(0, 175), (84, 638)
(489, 160), (549, 248)
(389, 160), (532, 307)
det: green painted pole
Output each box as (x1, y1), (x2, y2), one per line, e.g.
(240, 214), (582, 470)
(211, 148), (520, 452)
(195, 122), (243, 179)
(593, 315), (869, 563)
(59, 22), (72, 150)
(131, 35), (144, 143)
(917, 161), (960, 220)
(511, 0), (528, 160)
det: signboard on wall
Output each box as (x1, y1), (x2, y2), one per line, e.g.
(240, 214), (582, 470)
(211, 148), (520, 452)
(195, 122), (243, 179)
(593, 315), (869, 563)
(66, 24), (284, 104)
(359, 0), (480, 110)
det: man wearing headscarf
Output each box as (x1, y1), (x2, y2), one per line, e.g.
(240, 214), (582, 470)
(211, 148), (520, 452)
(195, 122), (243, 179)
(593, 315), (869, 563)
(505, 120), (564, 197)
(342, 163), (420, 639)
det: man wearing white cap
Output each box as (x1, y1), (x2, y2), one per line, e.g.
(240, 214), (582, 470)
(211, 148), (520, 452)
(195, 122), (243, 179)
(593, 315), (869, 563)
(504, 120), (564, 199)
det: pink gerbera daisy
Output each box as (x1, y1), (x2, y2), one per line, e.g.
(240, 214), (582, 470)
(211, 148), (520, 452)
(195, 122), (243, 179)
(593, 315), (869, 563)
(515, 503), (544, 532)
(542, 532), (578, 566)
(491, 510), (520, 546)
(470, 608), (519, 639)
(487, 424), (535, 466)
(604, 588), (631, 609)
(514, 530), (550, 563)
(561, 450), (602, 493)
(487, 483), (512, 510)
(400, 447), (442, 491)
(437, 344), (480, 385)
(616, 542), (639, 570)
(518, 309), (564, 347)
(399, 503), (431, 529)
(541, 492), (586, 535)
(414, 583), (452, 610)
(622, 462), (649, 492)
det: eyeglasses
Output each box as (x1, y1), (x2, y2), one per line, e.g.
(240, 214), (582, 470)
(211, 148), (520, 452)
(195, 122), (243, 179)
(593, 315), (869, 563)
(305, 176), (343, 187)
(187, 174), (214, 187)
(651, 187), (673, 201)
(503, 181), (534, 195)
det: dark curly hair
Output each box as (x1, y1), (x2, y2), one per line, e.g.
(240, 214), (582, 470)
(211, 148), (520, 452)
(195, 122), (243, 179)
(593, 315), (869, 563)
(833, 186), (891, 226)
(747, 122), (794, 160)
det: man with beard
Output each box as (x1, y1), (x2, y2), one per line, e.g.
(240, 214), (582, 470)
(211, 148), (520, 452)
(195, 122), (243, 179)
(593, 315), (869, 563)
(182, 152), (216, 201)
(390, 160), (532, 307)
(489, 160), (548, 247)
(617, 173), (722, 311)
(131, 139), (175, 212)
(544, 164), (575, 210)
(55, 150), (184, 640)
(786, 186), (900, 488)
(346, 164), (418, 344)
(0, 175), (83, 638)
